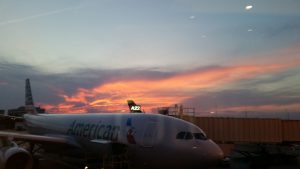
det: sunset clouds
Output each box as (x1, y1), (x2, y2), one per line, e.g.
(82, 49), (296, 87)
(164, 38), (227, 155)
(37, 50), (300, 114)
(0, 43), (299, 115)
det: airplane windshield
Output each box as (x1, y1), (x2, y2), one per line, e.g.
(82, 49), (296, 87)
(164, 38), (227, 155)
(185, 132), (193, 140)
(176, 131), (186, 139)
(176, 131), (207, 140)
(193, 133), (208, 140)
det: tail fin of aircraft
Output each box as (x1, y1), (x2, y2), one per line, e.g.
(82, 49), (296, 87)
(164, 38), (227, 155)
(25, 78), (37, 114)
(127, 100), (142, 113)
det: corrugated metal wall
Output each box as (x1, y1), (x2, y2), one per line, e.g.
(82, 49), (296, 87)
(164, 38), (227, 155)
(282, 120), (300, 141)
(180, 116), (300, 143)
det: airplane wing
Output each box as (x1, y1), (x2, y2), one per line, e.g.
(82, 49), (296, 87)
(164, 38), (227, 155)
(0, 131), (80, 147)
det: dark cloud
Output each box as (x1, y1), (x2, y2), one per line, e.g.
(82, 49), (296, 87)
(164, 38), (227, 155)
(184, 89), (300, 109)
(0, 63), (60, 108)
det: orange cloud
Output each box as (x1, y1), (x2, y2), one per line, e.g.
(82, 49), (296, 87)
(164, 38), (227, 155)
(42, 61), (296, 113)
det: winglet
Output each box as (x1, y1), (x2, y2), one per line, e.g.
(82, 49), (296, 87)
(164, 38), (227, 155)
(25, 79), (37, 114)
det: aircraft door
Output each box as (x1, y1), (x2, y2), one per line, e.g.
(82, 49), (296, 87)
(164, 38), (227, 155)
(142, 122), (157, 147)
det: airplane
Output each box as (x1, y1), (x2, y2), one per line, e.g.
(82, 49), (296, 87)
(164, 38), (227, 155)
(0, 79), (223, 169)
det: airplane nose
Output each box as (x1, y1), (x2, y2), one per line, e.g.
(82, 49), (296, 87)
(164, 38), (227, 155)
(173, 140), (224, 169)
(205, 140), (224, 164)
(193, 140), (224, 166)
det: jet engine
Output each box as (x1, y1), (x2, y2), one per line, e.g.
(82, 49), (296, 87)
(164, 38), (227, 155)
(0, 146), (33, 169)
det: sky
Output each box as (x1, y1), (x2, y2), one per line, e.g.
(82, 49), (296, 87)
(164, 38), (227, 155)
(0, 0), (300, 116)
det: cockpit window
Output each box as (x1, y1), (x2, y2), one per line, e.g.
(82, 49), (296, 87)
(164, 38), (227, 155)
(176, 131), (194, 140)
(185, 132), (193, 140)
(193, 133), (208, 140)
(176, 131), (186, 139)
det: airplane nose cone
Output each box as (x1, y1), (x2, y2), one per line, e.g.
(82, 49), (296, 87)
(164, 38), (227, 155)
(171, 140), (224, 169)
(209, 140), (224, 162)
(194, 140), (224, 167)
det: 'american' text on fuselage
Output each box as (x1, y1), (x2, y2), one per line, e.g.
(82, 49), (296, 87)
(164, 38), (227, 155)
(66, 120), (121, 141)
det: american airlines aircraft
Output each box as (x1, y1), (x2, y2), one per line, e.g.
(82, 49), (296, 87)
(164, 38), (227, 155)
(0, 79), (223, 169)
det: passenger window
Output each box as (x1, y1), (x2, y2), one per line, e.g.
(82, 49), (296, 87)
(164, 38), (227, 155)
(185, 132), (193, 140)
(193, 133), (208, 140)
(176, 132), (186, 139)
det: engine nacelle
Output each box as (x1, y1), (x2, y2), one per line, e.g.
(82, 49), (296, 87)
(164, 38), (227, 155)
(0, 147), (33, 169)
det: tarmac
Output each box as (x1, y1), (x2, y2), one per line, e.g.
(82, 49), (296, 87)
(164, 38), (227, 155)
(38, 157), (300, 169)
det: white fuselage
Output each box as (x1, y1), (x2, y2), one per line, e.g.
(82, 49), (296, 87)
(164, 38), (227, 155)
(24, 113), (223, 169)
